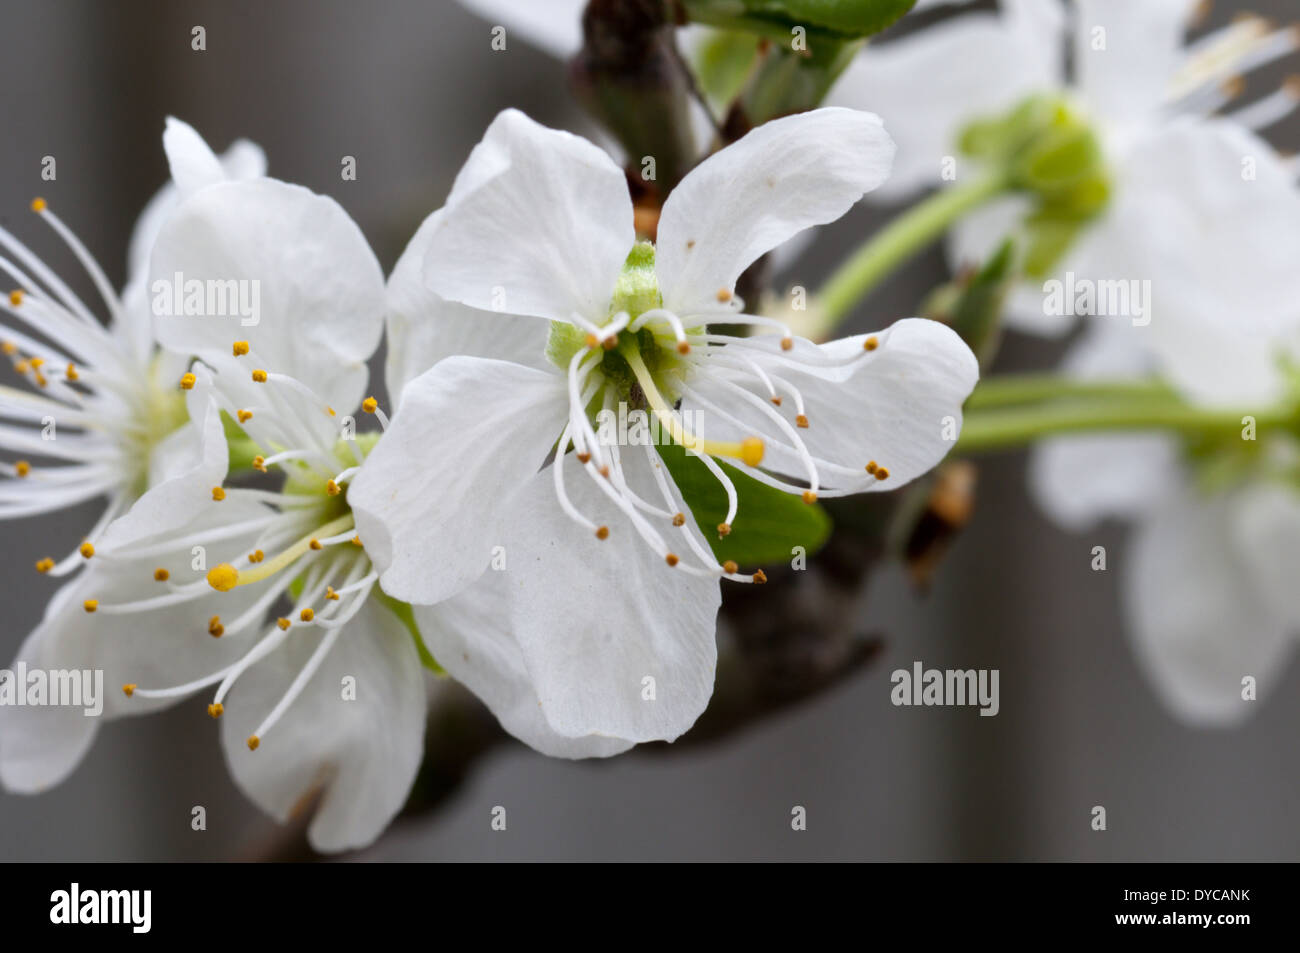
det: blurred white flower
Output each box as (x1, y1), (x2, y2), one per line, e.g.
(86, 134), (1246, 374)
(1031, 316), (1300, 726)
(0, 119), (263, 575)
(349, 107), (979, 757)
(1, 172), (430, 853)
(833, 0), (1300, 336)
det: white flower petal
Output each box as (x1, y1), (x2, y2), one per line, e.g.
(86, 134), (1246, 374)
(427, 452), (719, 746)
(1027, 323), (1179, 529)
(0, 500), (271, 792)
(656, 108), (895, 314)
(420, 109), (634, 323)
(828, 0), (1064, 202)
(1231, 483), (1300, 630)
(456, 0), (586, 58)
(1092, 120), (1300, 405)
(150, 177), (385, 417)
(683, 318), (978, 494)
(385, 209), (550, 403)
(97, 393), (228, 553)
(1124, 487), (1293, 726)
(127, 119), (267, 284)
(1073, 0), (1199, 129)
(417, 596), (634, 758)
(219, 596), (426, 852)
(161, 117), (227, 195)
(349, 356), (569, 605)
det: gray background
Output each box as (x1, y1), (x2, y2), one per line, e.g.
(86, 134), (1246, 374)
(0, 0), (1296, 861)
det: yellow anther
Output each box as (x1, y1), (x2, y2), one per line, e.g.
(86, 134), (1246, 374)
(665, 553), (680, 567)
(14, 360), (29, 374)
(875, 466), (889, 480)
(577, 452), (591, 464)
(309, 539), (322, 551)
(122, 683), (136, 697)
(863, 336), (879, 352)
(677, 341), (691, 355)
(2, 340), (16, 355)
(753, 569), (768, 584)
(251, 369), (268, 383)
(351, 536), (363, 547)
(207, 703), (224, 719)
(30, 197), (46, 213)
(153, 567), (170, 582)
(672, 513), (686, 527)
(327, 407), (336, 417)
(717, 523), (731, 537)
(83, 599), (98, 613)
(232, 341), (250, 356)
(584, 333), (599, 349)
(249, 549), (264, 563)
(716, 288), (733, 303)
(208, 623), (224, 638)
(252, 455), (267, 472)
(362, 397), (378, 414)
(15, 460), (30, 477)
(65, 363), (78, 381)
(326, 587), (339, 601)
(206, 563), (239, 592)
(35, 557), (54, 573)
(601, 335), (618, 351)
(865, 461), (878, 475)
(740, 437), (764, 467)
(180, 372), (196, 390)
(801, 490), (817, 504)
(723, 560), (739, 575)
(247, 735), (260, 751)
(34, 371), (48, 388)
(780, 337), (794, 351)
(237, 409), (253, 423)
(28, 357), (43, 369)
(599, 465), (611, 478)
(299, 607), (314, 622)
(771, 396), (782, 406)
(326, 480), (341, 496)
(8, 290), (22, 307)
(595, 526), (610, 540)
(79, 541), (94, 559)
(212, 486), (226, 501)
(796, 414), (809, 429)
(277, 617), (291, 630)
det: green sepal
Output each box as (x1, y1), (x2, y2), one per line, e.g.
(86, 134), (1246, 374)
(683, 0), (917, 40)
(374, 591), (446, 675)
(658, 442), (832, 565)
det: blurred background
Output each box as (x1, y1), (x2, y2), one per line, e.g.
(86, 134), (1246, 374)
(1, 0), (1297, 861)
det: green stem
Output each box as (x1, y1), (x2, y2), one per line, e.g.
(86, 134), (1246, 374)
(956, 400), (1288, 455)
(816, 171), (1011, 334)
(966, 374), (1177, 411)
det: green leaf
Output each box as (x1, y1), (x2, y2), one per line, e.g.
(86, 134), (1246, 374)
(658, 442), (832, 566)
(683, 0), (916, 40)
(949, 239), (1015, 365)
(693, 28), (762, 107)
